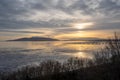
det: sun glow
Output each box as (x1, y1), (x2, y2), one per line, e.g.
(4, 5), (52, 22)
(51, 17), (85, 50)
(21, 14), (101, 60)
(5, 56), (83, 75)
(74, 22), (94, 29)
(73, 52), (93, 59)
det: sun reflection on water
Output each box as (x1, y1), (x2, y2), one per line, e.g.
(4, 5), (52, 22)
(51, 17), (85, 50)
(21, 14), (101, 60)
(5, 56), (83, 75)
(73, 52), (93, 59)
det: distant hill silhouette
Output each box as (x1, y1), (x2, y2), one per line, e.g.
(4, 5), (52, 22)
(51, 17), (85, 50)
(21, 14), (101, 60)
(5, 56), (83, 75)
(8, 37), (59, 41)
(65, 37), (102, 41)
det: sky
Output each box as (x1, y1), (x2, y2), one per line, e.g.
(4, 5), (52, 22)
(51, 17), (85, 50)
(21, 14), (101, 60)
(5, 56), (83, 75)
(0, 0), (120, 40)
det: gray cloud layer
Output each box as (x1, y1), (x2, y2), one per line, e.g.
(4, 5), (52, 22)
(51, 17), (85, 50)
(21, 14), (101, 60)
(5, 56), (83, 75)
(0, 0), (120, 33)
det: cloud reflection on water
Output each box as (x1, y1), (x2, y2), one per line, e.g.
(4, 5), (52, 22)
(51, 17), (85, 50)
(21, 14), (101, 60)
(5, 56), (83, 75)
(0, 41), (101, 71)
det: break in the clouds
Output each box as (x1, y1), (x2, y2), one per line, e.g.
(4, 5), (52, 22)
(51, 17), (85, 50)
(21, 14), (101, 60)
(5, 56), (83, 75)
(0, 0), (120, 40)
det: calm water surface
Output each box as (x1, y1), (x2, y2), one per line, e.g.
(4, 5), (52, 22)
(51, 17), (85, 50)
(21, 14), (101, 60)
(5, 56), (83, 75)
(0, 41), (104, 72)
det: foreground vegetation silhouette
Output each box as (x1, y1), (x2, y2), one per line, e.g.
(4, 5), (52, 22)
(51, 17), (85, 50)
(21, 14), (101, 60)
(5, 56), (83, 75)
(0, 33), (120, 80)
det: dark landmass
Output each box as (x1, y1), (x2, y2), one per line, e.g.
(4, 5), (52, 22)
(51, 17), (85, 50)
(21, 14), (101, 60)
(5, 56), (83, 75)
(65, 37), (120, 41)
(8, 37), (59, 41)
(7, 36), (120, 42)
(64, 37), (102, 41)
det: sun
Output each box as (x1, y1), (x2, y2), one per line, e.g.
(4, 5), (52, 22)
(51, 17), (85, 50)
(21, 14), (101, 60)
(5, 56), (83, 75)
(74, 22), (94, 29)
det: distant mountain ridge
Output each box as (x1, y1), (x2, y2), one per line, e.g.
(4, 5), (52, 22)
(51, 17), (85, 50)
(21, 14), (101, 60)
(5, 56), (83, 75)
(8, 37), (59, 41)
(65, 37), (102, 41)
(8, 37), (120, 41)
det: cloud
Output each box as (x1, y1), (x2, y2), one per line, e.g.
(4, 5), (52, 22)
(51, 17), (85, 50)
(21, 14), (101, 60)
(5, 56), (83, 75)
(0, 29), (44, 34)
(0, 0), (120, 37)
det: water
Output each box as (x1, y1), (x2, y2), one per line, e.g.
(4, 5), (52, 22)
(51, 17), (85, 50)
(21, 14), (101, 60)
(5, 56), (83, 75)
(0, 41), (103, 72)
